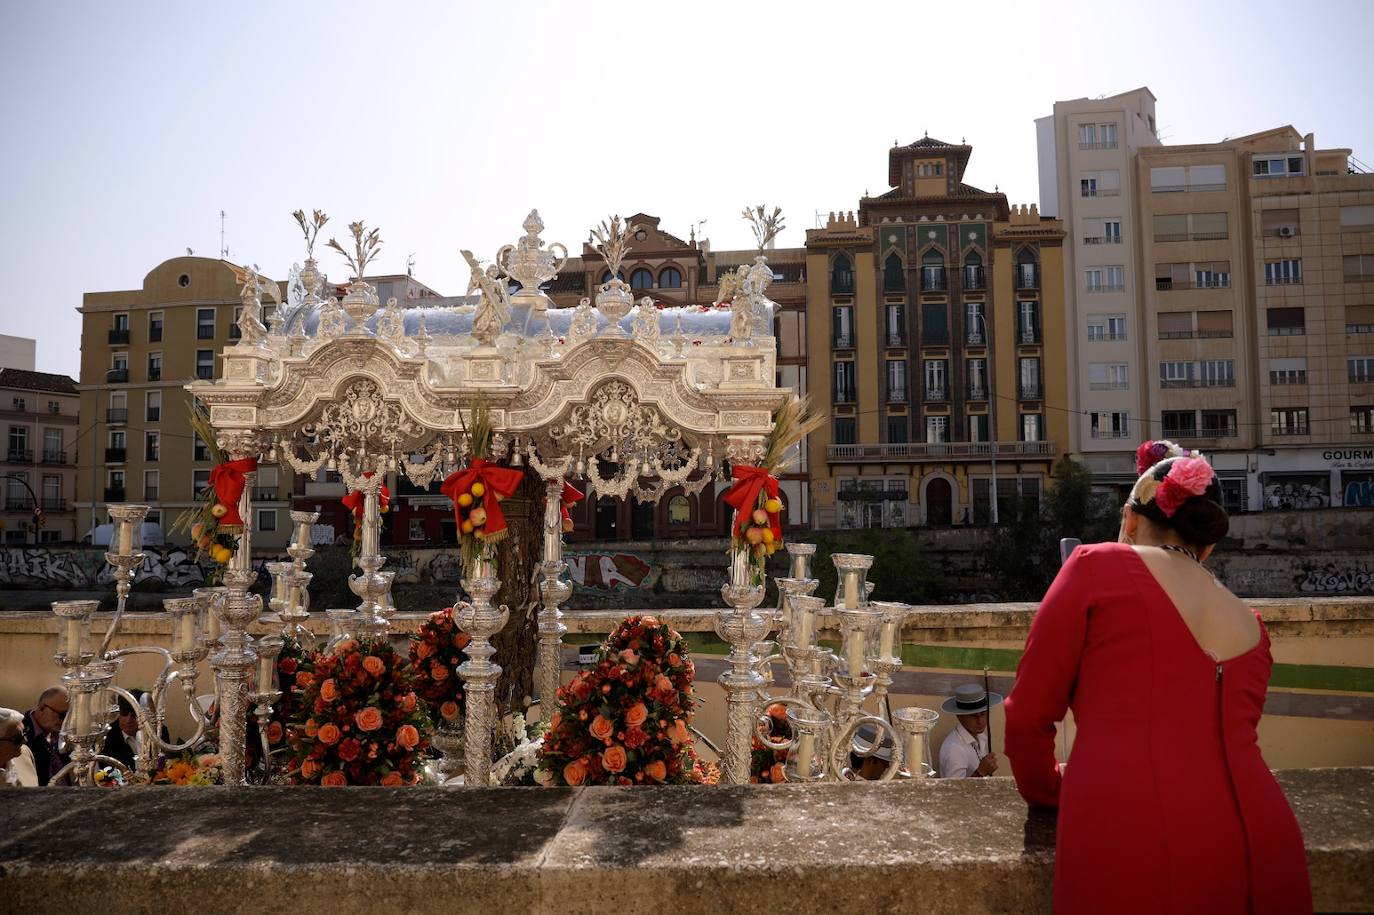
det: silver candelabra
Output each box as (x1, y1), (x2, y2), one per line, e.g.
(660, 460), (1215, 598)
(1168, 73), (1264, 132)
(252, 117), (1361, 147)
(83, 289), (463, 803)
(454, 545), (509, 787)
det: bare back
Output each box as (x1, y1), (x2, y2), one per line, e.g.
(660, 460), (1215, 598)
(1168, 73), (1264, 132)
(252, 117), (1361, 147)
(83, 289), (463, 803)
(1131, 545), (1261, 662)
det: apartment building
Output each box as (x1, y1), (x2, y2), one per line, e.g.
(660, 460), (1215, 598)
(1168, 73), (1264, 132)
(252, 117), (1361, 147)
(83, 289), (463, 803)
(547, 213), (810, 539)
(805, 138), (1069, 530)
(0, 367), (80, 543)
(1036, 88), (1161, 489)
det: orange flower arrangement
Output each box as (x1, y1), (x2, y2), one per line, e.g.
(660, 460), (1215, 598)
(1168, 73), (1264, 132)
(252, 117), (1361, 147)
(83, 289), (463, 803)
(409, 606), (471, 725)
(537, 615), (718, 786)
(750, 702), (793, 784)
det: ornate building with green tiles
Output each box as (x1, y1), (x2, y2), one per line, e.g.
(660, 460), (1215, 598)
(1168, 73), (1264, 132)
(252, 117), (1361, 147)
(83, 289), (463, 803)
(805, 137), (1071, 530)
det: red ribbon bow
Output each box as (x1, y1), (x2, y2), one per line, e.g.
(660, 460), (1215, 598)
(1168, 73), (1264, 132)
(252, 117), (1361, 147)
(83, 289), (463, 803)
(441, 459), (524, 540)
(559, 481), (585, 530)
(722, 465), (782, 541)
(208, 458), (258, 526)
(342, 472), (390, 520)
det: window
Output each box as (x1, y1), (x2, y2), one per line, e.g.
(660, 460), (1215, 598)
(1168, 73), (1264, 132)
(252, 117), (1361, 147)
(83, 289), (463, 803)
(1088, 363), (1129, 390)
(883, 253), (905, 291)
(1104, 220), (1121, 243)
(108, 430), (125, 450)
(1021, 413), (1043, 441)
(1091, 411), (1131, 439)
(196, 349), (214, 380)
(1261, 208), (1300, 237)
(1016, 249), (1038, 288)
(967, 414), (989, 442)
(43, 429), (61, 461)
(1104, 265), (1125, 291)
(1019, 357), (1042, 399)
(925, 416), (949, 444)
(1269, 357), (1308, 385)
(192, 469), (211, 492)
(7, 426), (28, 460)
(886, 415), (908, 443)
(1352, 406), (1374, 434)
(922, 302), (949, 344)
(1266, 307), (1305, 335)
(1348, 304), (1374, 334)
(1152, 214), (1188, 242)
(886, 303), (905, 346)
(1161, 411), (1196, 438)
(1195, 261), (1231, 288)
(112, 351), (128, 372)
(145, 431), (159, 462)
(1160, 361), (1192, 387)
(833, 417), (856, 445)
(1085, 268), (1103, 292)
(1201, 410), (1238, 438)
(920, 249), (946, 291)
(6, 472), (29, 506)
(1188, 164), (1226, 191)
(1078, 123), (1117, 148)
(1158, 311), (1193, 339)
(1344, 255), (1374, 282)
(1351, 357), (1374, 384)
(600, 270), (624, 284)
(1271, 408), (1309, 436)
(1079, 169), (1119, 197)
(831, 255), (854, 294)
(1195, 310), (1233, 339)
(229, 306), (242, 340)
(147, 352), (161, 382)
(47, 401), (60, 414)
(629, 268), (653, 289)
(1199, 360), (1234, 387)
(1253, 155), (1305, 178)
(1087, 316), (1105, 340)
(966, 359), (987, 398)
(145, 391), (161, 422)
(965, 302), (985, 344)
(1018, 301), (1040, 343)
(832, 305), (854, 347)
(887, 360), (908, 401)
(1155, 261), (1189, 290)
(963, 252), (985, 291)
(408, 518), (427, 540)
(256, 509), (277, 533)
(196, 308), (215, 339)
(833, 361), (856, 403)
(1191, 212), (1228, 241)
(1265, 259), (1302, 285)
(923, 360), (946, 400)
(43, 474), (61, 504)
(143, 470), (159, 501)
(148, 311), (163, 342)
(658, 266), (682, 289)
(1150, 166), (1186, 192)
(1340, 206), (1374, 229)
(1080, 176), (1097, 197)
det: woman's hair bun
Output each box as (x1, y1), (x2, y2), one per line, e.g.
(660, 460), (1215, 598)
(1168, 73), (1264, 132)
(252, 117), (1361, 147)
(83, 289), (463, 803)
(1168, 496), (1229, 547)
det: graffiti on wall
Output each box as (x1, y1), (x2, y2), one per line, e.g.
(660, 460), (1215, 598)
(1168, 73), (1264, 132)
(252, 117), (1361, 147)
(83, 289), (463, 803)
(1263, 483), (1330, 511)
(1297, 563), (1374, 594)
(1344, 480), (1374, 508)
(566, 553), (656, 591)
(1, 548), (98, 587)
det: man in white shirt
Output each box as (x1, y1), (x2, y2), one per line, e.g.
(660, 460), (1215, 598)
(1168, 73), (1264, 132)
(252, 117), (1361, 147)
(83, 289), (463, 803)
(938, 684), (1003, 779)
(1, 707), (39, 787)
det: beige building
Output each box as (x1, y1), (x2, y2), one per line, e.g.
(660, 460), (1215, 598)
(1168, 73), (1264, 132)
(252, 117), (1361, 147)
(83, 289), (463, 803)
(1, 367), (81, 543)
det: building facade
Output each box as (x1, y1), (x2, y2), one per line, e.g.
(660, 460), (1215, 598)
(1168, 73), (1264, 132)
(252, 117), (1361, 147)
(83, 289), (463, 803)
(805, 138), (1069, 530)
(0, 368), (80, 543)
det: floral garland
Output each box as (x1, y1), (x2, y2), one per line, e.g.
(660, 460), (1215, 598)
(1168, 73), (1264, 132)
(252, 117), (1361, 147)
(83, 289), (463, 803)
(723, 465), (784, 585)
(441, 398), (524, 570)
(749, 702), (792, 784)
(409, 606), (471, 728)
(537, 615), (718, 786)
(285, 636), (433, 786)
(1134, 439), (1200, 476)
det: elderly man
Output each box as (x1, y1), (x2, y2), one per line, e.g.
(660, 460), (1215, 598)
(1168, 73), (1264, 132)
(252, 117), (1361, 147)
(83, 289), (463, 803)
(23, 686), (71, 786)
(2, 707), (38, 787)
(938, 683), (1003, 779)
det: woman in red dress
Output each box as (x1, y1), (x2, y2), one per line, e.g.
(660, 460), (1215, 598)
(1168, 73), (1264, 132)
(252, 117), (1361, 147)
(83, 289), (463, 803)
(1003, 441), (1311, 914)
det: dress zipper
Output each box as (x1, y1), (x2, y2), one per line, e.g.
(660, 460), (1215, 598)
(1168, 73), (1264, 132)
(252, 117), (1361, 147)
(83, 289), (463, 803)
(1216, 663), (1254, 912)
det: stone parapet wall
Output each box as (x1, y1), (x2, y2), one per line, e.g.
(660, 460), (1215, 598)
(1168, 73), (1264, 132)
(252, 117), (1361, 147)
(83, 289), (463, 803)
(1, 770), (1370, 914)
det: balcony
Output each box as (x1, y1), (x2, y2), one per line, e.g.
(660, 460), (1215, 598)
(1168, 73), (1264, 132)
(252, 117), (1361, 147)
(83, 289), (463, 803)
(4, 495), (34, 510)
(966, 331), (985, 346)
(1159, 330), (1195, 340)
(6, 448), (33, 463)
(144, 448), (159, 462)
(1019, 383), (1043, 400)
(1015, 266), (1039, 290)
(1272, 426), (1310, 437)
(1078, 140), (1118, 149)
(887, 387), (908, 403)
(920, 267), (947, 292)
(924, 387), (947, 402)
(149, 325), (163, 342)
(148, 368), (161, 382)
(1080, 187), (1120, 197)
(105, 447), (127, 463)
(886, 332), (906, 347)
(1092, 429), (1134, 439)
(103, 487), (126, 501)
(196, 366), (215, 381)
(197, 325), (216, 340)
(40, 497), (67, 512)
(108, 328), (129, 344)
(254, 487), (279, 501)
(963, 267), (985, 290)
(146, 407), (161, 422)
(1019, 328), (1041, 345)
(106, 368), (129, 384)
(833, 391), (856, 405)
(832, 335), (854, 349)
(831, 272), (855, 295)
(1089, 382), (1130, 391)
(1160, 378), (1236, 389)
(1199, 427), (1240, 438)
(144, 487), (160, 501)
(967, 385), (987, 400)
(106, 408), (128, 423)
(41, 450), (66, 465)
(1082, 235), (1123, 245)
(1161, 426), (1198, 440)
(826, 440), (1057, 463)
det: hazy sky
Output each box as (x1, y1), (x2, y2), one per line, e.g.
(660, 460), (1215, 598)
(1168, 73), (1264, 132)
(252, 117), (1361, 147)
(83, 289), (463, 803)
(3, 0), (1371, 378)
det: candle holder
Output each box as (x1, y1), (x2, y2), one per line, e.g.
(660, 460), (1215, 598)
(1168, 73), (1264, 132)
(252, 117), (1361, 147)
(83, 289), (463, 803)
(455, 546), (509, 787)
(324, 609), (355, 652)
(715, 529), (769, 786)
(213, 566), (263, 786)
(263, 561), (295, 628)
(892, 706), (940, 779)
(249, 634), (285, 781)
(281, 510), (320, 641)
(535, 477), (573, 726)
(867, 600), (909, 722)
(831, 552), (873, 612)
(346, 473), (391, 639)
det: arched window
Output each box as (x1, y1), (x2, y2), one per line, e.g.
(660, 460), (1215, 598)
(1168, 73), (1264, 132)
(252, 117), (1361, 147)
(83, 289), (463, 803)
(921, 249), (946, 291)
(963, 251), (984, 290)
(600, 270), (624, 284)
(659, 266), (682, 289)
(629, 268), (654, 289)
(668, 494), (691, 526)
(883, 253), (905, 292)
(1016, 248), (1039, 289)
(831, 254), (854, 294)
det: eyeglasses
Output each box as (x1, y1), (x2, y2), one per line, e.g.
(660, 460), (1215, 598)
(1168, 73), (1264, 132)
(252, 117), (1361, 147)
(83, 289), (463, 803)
(40, 703), (68, 720)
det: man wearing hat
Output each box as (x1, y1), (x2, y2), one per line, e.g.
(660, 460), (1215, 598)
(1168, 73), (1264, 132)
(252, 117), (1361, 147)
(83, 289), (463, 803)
(845, 722), (894, 781)
(939, 683), (1002, 778)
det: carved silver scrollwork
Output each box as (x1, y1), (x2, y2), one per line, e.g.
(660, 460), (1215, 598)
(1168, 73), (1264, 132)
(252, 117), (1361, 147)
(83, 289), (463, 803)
(317, 378), (424, 454)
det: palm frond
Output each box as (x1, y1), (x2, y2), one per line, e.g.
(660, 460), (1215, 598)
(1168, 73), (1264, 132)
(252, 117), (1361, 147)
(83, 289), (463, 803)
(760, 396), (824, 474)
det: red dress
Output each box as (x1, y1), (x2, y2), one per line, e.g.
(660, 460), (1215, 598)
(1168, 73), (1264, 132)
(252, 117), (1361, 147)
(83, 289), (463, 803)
(1003, 542), (1311, 914)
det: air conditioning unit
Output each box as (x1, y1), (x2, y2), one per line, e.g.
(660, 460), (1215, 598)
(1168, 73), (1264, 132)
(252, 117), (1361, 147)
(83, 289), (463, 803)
(1277, 226), (1296, 237)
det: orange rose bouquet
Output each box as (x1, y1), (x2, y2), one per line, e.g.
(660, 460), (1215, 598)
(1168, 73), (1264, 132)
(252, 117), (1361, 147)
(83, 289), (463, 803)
(284, 636), (433, 786)
(537, 614), (718, 786)
(409, 606), (471, 728)
(749, 702), (793, 784)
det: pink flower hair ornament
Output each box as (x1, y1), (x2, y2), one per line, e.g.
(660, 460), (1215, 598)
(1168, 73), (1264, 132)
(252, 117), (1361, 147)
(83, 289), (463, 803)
(1150, 457), (1216, 517)
(1134, 439), (1202, 476)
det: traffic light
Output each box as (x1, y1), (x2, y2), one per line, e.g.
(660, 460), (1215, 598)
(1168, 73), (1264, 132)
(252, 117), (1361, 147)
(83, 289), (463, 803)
(32, 507), (45, 530)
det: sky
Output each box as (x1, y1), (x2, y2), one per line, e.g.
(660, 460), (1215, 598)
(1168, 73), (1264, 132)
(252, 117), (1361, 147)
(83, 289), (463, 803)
(2, 0), (1372, 379)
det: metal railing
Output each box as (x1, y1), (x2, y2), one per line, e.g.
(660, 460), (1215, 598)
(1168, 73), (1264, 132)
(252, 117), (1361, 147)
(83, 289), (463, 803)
(886, 333), (905, 347)
(966, 331), (985, 345)
(103, 487), (126, 501)
(1019, 328), (1041, 344)
(924, 387), (947, 402)
(967, 385), (986, 400)
(108, 328), (129, 344)
(106, 408), (128, 423)
(1199, 427), (1240, 438)
(105, 447), (127, 462)
(41, 450), (66, 464)
(826, 440), (1056, 462)
(963, 267), (985, 290)
(254, 487), (279, 501)
(920, 268), (947, 291)
(831, 273), (854, 295)
(106, 369), (129, 384)
(832, 334), (854, 348)
(887, 387), (908, 402)
(1016, 266), (1039, 289)
(6, 448), (33, 463)
(1019, 383), (1043, 399)
(40, 497), (67, 511)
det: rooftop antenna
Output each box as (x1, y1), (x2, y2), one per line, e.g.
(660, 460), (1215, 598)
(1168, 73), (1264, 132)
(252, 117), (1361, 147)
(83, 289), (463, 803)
(692, 219), (707, 246)
(186, 247), (194, 256)
(406, 253), (416, 277)
(219, 210), (229, 259)
(814, 210), (824, 228)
